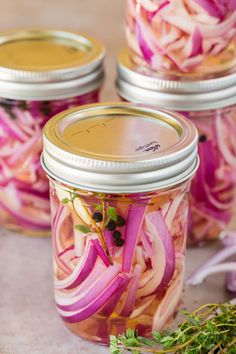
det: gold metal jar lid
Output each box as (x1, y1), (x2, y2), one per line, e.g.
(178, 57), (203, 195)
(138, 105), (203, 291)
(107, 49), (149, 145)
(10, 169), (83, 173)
(42, 103), (199, 193)
(0, 29), (105, 100)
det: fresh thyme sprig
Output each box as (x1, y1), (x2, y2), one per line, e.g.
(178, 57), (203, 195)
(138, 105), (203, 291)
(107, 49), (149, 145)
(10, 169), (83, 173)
(110, 303), (236, 354)
(64, 191), (113, 264)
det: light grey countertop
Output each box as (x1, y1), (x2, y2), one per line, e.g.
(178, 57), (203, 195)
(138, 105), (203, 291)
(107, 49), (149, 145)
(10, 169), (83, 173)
(0, 1), (232, 353)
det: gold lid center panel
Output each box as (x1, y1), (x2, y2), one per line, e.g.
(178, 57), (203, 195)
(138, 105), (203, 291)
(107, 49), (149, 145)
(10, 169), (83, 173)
(0, 38), (91, 70)
(61, 114), (180, 161)
(0, 30), (103, 72)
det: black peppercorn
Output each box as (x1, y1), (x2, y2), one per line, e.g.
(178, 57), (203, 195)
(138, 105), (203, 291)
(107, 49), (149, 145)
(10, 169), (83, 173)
(18, 101), (28, 111)
(92, 212), (103, 222)
(40, 101), (51, 116)
(4, 106), (17, 120)
(114, 238), (124, 247)
(116, 215), (126, 227)
(199, 134), (207, 143)
(112, 230), (122, 240)
(106, 220), (117, 231)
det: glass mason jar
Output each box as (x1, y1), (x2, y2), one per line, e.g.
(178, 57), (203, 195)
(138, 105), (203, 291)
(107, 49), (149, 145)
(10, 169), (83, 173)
(126, 0), (236, 78)
(117, 49), (236, 245)
(41, 103), (198, 344)
(0, 29), (105, 236)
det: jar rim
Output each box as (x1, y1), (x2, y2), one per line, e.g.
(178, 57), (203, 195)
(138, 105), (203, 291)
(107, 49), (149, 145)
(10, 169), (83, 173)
(41, 154), (199, 194)
(117, 48), (236, 111)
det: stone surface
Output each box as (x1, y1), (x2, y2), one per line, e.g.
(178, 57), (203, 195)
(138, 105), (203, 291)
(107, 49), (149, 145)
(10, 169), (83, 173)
(0, 1), (233, 353)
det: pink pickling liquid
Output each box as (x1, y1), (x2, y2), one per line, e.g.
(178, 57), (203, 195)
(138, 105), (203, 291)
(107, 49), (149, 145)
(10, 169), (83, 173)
(49, 180), (189, 344)
(126, 0), (236, 77)
(185, 106), (236, 245)
(0, 91), (100, 236)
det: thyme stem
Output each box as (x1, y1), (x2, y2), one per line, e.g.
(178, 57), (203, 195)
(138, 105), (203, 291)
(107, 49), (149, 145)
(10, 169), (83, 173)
(71, 194), (113, 265)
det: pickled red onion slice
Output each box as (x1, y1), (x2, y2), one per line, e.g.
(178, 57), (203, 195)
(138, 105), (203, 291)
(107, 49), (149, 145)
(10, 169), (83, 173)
(52, 184), (187, 331)
(0, 91), (99, 233)
(126, 0), (236, 73)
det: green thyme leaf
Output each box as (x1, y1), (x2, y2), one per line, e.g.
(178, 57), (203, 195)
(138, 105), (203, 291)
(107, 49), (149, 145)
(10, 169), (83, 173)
(110, 336), (121, 354)
(71, 192), (78, 201)
(61, 198), (70, 204)
(160, 336), (174, 350)
(74, 224), (90, 234)
(152, 331), (163, 343)
(140, 338), (156, 347)
(94, 203), (103, 211)
(125, 338), (141, 347)
(160, 336), (173, 343)
(106, 206), (118, 222)
(228, 349), (236, 354)
(187, 316), (200, 326)
(126, 329), (135, 339)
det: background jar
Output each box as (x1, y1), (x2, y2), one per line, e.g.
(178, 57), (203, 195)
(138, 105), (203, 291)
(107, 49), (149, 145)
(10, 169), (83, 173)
(0, 29), (105, 236)
(126, 0), (236, 78)
(117, 48), (236, 246)
(42, 103), (198, 344)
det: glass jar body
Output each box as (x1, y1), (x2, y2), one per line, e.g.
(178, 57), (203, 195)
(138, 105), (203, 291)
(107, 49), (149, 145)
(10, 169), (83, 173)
(120, 93), (236, 244)
(0, 91), (100, 236)
(126, 0), (236, 77)
(49, 178), (190, 344)
(184, 106), (236, 245)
